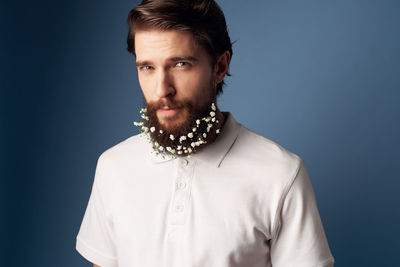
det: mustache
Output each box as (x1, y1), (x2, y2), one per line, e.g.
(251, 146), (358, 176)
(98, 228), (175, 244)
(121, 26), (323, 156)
(146, 99), (192, 110)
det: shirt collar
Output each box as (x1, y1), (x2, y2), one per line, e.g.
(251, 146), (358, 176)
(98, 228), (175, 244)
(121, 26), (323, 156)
(148, 112), (241, 167)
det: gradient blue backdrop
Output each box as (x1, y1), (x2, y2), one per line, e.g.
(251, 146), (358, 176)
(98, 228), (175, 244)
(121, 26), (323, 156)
(3, 0), (400, 266)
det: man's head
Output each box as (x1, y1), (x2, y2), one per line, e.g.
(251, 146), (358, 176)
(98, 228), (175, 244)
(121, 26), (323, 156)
(127, 0), (232, 156)
(126, 0), (233, 96)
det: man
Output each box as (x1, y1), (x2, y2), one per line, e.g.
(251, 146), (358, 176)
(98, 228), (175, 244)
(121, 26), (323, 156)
(76, 0), (335, 266)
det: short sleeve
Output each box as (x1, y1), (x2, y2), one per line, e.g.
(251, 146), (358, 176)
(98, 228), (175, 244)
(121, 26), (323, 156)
(76, 157), (118, 267)
(270, 160), (335, 267)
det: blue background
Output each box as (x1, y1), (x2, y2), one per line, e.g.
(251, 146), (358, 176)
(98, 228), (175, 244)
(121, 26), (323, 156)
(2, 0), (399, 266)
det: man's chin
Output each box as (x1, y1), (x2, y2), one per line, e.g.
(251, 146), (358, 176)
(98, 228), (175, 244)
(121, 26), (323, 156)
(157, 110), (187, 131)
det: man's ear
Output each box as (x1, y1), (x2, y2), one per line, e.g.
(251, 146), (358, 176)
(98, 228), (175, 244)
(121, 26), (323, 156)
(214, 50), (231, 84)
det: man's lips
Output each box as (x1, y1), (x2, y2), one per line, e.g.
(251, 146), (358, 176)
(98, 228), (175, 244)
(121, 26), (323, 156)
(157, 107), (181, 117)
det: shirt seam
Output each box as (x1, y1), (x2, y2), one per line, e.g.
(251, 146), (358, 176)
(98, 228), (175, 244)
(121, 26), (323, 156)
(270, 155), (302, 240)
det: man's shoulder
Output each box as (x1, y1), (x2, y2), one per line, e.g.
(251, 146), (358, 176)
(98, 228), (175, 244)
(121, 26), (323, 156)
(231, 124), (302, 177)
(97, 133), (149, 163)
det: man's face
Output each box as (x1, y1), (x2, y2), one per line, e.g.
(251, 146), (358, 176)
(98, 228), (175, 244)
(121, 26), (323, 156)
(134, 29), (216, 132)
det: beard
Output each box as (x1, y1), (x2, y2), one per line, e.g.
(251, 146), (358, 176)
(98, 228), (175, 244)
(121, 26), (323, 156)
(136, 97), (220, 157)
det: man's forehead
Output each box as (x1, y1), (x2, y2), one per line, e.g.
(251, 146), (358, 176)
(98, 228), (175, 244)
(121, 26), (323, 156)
(134, 29), (201, 60)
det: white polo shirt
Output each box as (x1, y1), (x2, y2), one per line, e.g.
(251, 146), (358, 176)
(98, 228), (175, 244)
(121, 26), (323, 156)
(76, 113), (334, 267)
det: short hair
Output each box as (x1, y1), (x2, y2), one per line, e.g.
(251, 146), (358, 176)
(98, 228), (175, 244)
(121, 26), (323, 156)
(126, 0), (233, 95)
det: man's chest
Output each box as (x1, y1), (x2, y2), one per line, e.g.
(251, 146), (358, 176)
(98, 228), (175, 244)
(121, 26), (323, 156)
(108, 159), (275, 266)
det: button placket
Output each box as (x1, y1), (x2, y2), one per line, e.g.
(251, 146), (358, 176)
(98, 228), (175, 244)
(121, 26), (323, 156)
(168, 158), (194, 226)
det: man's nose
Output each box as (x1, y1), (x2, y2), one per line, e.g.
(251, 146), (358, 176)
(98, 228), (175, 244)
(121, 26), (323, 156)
(155, 69), (175, 98)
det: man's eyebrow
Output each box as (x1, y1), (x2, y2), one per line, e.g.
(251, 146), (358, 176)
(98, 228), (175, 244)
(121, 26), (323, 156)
(170, 56), (198, 62)
(135, 60), (151, 67)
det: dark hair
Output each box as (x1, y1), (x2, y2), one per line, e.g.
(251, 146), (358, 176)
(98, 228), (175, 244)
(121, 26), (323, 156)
(126, 0), (233, 95)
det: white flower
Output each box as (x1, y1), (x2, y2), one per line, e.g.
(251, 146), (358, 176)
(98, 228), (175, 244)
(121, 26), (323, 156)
(178, 151), (183, 155)
(192, 127), (197, 132)
(211, 117), (216, 122)
(158, 146), (164, 151)
(196, 119), (200, 125)
(188, 132), (193, 138)
(210, 111), (215, 117)
(179, 136), (187, 142)
(188, 148), (192, 153)
(216, 129), (220, 134)
(169, 134), (175, 140)
(159, 129), (163, 134)
(203, 133), (207, 138)
(150, 127), (155, 132)
(207, 123), (212, 132)
(166, 147), (172, 152)
(191, 142), (196, 147)
(211, 103), (216, 111)
(177, 145), (182, 150)
(154, 142), (159, 147)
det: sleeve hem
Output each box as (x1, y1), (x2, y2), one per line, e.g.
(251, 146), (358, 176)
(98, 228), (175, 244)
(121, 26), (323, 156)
(313, 257), (335, 267)
(76, 237), (118, 267)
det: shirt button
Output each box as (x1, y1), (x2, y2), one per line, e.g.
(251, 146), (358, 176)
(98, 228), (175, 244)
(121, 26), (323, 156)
(176, 181), (186, 190)
(179, 158), (188, 166)
(174, 204), (184, 212)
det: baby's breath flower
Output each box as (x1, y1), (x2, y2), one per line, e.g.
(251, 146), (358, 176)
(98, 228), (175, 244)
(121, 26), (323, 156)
(133, 102), (219, 158)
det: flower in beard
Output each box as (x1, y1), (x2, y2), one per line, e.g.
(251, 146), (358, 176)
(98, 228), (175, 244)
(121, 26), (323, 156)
(133, 100), (221, 158)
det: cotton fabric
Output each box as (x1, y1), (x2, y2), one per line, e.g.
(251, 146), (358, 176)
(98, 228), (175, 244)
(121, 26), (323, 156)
(76, 113), (334, 267)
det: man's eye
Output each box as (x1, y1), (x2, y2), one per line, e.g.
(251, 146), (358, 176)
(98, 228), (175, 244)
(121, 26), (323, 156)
(139, 66), (153, 71)
(176, 62), (188, 67)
